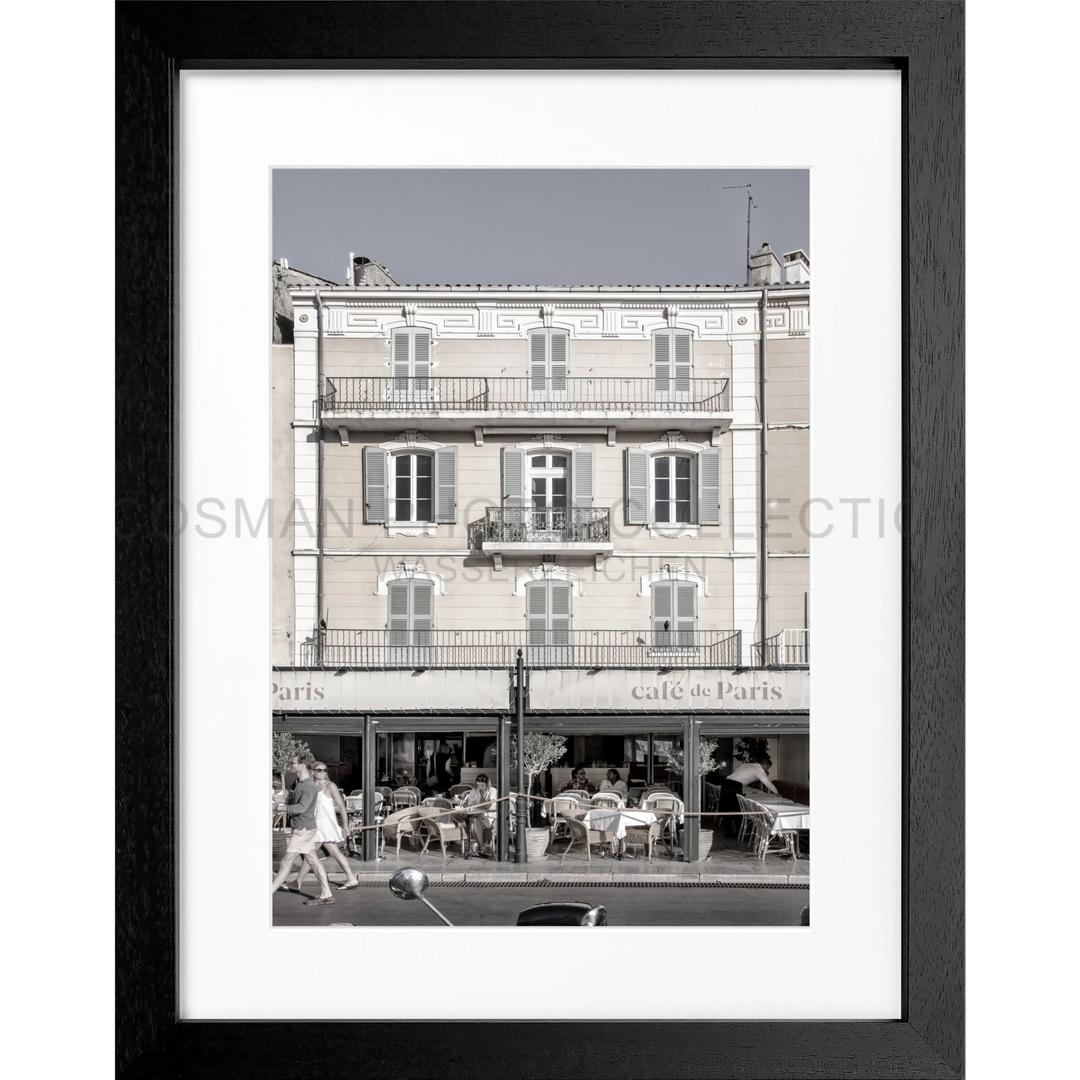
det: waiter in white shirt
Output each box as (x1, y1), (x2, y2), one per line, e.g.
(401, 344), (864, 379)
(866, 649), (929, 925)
(720, 756), (779, 837)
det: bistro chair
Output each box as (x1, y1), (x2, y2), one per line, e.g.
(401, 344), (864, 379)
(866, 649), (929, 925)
(379, 807), (424, 858)
(623, 816), (661, 861)
(627, 786), (645, 807)
(561, 816), (615, 863)
(734, 794), (756, 846)
(391, 789), (420, 811)
(557, 789), (589, 801)
(422, 796), (453, 809)
(751, 803), (798, 861)
(449, 784), (471, 800)
(415, 806), (468, 860)
(349, 789), (363, 797)
(374, 785), (394, 803)
(548, 794), (584, 846)
(642, 792), (683, 855)
(590, 791), (624, 809)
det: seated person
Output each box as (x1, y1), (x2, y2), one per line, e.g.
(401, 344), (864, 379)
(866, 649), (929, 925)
(454, 773), (498, 857)
(597, 769), (629, 799)
(562, 766), (595, 794)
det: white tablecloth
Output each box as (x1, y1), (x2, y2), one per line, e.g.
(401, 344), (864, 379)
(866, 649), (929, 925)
(581, 808), (658, 840)
(746, 797), (810, 832)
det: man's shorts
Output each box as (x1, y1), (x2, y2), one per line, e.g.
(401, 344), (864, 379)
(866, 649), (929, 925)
(286, 827), (318, 855)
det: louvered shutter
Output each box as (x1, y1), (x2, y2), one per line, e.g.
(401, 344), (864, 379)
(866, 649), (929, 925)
(412, 330), (431, 394)
(625, 448), (648, 525)
(387, 580), (411, 647)
(652, 580), (674, 648)
(549, 582), (572, 656)
(392, 330), (411, 390)
(550, 332), (568, 393)
(675, 582), (698, 647)
(698, 448), (721, 526)
(526, 581), (548, 654)
(653, 331), (671, 393)
(364, 447), (388, 523)
(673, 331), (692, 396)
(411, 579), (434, 647)
(571, 448), (594, 511)
(530, 332), (547, 394)
(433, 446), (457, 523)
(502, 447), (526, 510)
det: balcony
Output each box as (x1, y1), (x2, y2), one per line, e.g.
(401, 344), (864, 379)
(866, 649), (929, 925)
(749, 629), (809, 667)
(317, 376), (732, 434)
(477, 507), (613, 564)
(301, 629), (744, 671)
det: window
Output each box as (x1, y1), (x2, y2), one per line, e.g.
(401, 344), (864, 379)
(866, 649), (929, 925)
(530, 452), (569, 531)
(653, 453), (693, 524)
(499, 447), (594, 539)
(393, 452), (433, 523)
(364, 446), (457, 525)
(528, 330), (569, 402)
(526, 579), (573, 666)
(624, 446), (720, 527)
(653, 329), (693, 403)
(651, 580), (698, 649)
(391, 328), (432, 398)
(387, 578), (434, 664)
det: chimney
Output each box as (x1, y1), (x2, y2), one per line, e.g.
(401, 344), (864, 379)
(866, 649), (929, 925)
(783, 249), (810, 284)
(750, 242), (782, 287)
(352, 255), (398, 287)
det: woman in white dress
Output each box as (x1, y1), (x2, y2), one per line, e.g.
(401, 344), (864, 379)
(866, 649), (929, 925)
(291, 762), (360, 891)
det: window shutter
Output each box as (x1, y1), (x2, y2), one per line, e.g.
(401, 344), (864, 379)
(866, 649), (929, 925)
(652, 581), (673, 647)
(526, 580), (548, 648)
(549, 582), (572, 645)
(529, 332), (547, 393)
(434, 446), (457, 523)
(675, 582), (698, 646)
(625, 448), (648, 525)
(571, 448), (594, 510)
(411, 580), (434, 644)
(502, 447), (526, 510)
(673, 332), (692, 394)
(392, 330), (412, 385)
(698, 448), (721, 525)
(387, 580), (411, 644)
(413, 331), (431, 391)
(653, 331), (671, 393)
(550, 332), (568, 392)
(364, 447), (388, 523)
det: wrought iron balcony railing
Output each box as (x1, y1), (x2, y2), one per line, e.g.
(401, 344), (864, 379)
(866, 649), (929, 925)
(481, 506), (610, 545)
(317, 376), (731, 415)
(300, 628), (744, 670)
(748, 628), (810, 667)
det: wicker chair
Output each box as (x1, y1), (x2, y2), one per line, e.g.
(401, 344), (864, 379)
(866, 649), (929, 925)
(734, 793), (756, 846)
(590, 791), (624, 809)
(391, 789), (420, 811)
(623, 817), (661, 861)
(379, 807), (424, 857)
(641, 792), (684, 855)
(548, 794), (584, 846)
(449, 784), (471, 800)
(561, 815), (615, 862)
(415, 806), (468, 859)
(422, 796), (453, 809)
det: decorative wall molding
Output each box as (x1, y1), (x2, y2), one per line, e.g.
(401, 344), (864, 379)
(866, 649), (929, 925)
(638, 565), (710, 597)
(378, 433), (444, 451)
(375, 563), (447, 596)
(513, 564), (585, 596)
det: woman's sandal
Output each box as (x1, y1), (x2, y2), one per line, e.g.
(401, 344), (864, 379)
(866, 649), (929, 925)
(335, 882), (361, 891)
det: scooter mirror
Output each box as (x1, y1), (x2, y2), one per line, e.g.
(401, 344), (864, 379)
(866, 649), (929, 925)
(389, 867), (429, 900)
(580, 905), (608, 926)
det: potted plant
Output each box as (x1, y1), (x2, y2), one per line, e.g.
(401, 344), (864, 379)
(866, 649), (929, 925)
(666, 737), (726, 859)
(509, 733), (568, 858)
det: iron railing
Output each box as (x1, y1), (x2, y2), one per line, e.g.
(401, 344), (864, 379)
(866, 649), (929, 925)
(481, 506), (610, 544)
(317, 376), (731, 415)
(301, 628), (744, 670)
(749, 628), (810, 667)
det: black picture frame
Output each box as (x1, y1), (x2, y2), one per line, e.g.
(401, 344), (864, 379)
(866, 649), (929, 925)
(116, 3), (963, 1077)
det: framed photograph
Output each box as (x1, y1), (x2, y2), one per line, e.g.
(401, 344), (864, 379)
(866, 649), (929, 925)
(113, 4), (967, 1075)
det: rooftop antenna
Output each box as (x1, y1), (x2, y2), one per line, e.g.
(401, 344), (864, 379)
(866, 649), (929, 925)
(724, 184), (757, 285)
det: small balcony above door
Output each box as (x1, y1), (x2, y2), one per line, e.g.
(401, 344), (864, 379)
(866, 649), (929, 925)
(476, 506), (613, 568)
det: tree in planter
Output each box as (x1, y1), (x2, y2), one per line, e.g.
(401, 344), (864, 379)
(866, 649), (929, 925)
(272, 732), (312, 802)
(666, 738), (727, 858)
(509, 733), (568, 826)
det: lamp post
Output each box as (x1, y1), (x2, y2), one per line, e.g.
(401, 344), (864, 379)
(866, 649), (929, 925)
(514, 649), (528, 863)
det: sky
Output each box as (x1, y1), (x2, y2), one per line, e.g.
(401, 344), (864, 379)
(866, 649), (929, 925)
(272, 169), (808, 287)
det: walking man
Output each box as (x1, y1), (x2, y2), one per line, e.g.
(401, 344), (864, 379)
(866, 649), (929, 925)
(271, 751), (335, 905)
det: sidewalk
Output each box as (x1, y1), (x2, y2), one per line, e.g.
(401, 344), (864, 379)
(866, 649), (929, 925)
(275, 828), (809, 886)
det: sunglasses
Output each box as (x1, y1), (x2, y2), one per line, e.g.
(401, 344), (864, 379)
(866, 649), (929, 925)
(313, 768), (328, 773)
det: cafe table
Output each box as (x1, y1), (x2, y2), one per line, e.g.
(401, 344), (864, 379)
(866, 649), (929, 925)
(580, 807), (661, 858)
(743, 795), (810, 857)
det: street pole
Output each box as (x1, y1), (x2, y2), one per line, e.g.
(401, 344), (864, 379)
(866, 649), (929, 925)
(514, 649), (528, 863)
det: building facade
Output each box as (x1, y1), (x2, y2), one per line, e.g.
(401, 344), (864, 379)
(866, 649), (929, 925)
(272, 244), (810, 860)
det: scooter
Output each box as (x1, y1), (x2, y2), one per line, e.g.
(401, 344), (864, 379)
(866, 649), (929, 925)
(389, 867), (608, 926)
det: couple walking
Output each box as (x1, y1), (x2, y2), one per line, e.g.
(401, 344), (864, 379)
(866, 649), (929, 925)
(271, 752), (361, 904)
